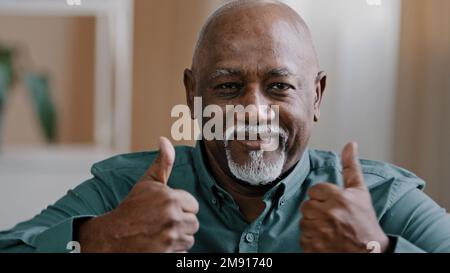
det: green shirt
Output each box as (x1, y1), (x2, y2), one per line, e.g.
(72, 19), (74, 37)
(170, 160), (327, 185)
(1, 143), (450, 253)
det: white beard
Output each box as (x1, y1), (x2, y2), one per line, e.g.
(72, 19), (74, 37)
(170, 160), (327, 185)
(225, 147), (286, 186)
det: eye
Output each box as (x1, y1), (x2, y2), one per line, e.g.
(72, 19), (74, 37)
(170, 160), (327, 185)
(268, 82), (294, 92)
(214, 82), (243, 90)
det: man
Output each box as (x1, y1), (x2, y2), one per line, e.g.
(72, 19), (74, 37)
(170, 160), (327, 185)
(1, 0), (449, 253)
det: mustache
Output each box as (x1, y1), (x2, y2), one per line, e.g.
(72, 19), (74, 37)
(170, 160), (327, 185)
(224, 124), (288, 144)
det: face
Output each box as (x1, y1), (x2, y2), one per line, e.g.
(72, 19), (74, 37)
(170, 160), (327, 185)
(184, 7), (326, 186)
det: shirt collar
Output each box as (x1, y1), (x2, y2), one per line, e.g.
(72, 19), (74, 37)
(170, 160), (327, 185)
(269, 146), (310, 204)
(191, 141), (310, 205)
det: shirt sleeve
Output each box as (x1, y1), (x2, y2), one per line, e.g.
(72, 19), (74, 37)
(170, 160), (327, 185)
(0, 176), (117, 253)
(381, 188), (450, 253)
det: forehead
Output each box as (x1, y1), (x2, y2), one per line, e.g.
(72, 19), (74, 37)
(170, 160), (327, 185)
(199, 17), (312, 76)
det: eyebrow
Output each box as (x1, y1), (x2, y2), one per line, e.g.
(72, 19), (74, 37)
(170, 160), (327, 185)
(267, 68), (294, 77)
(208, 67), (297, 80)
(208, 68), (242, 80)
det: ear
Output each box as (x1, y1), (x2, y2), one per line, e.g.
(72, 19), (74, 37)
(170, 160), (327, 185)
(313, 71), (327, 122)
(183, 69), (196, 120)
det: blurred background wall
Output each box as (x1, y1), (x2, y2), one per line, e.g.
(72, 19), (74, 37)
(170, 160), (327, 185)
(132, 0), (222, 150)
(0, 0), (449, 230)
(394, 0), (450, 213)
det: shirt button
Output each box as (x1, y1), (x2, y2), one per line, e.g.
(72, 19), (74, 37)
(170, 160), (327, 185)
(279, 198), (286, 207)
(245, 233), (255, 243)
(212, 198), (217, 205)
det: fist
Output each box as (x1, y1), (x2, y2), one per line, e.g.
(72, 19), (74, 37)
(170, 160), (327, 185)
(78, 137), (200, 253)
(299, 142), (390, 253)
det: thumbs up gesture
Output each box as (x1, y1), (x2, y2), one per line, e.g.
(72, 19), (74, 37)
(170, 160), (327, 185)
(78, 137), (200, 253)
(299, 142), (390, 253)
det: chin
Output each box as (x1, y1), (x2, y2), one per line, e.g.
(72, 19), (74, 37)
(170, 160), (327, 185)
(224, 142), (287, 186)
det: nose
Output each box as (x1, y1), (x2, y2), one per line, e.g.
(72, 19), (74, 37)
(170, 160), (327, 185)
(236, 84), (274, 125)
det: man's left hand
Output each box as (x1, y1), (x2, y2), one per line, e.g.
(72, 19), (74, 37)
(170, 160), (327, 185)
(299, 142), (390, 253)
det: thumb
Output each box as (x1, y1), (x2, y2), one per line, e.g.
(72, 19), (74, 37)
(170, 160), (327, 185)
(144, 136), (175, 185)
(342, 142), (365, 189)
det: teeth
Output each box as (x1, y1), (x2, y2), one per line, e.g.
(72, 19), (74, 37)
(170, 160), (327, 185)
(225, 125), (285, 142)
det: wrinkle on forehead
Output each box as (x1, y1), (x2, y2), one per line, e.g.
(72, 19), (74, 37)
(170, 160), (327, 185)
(192, 0), (319, 75)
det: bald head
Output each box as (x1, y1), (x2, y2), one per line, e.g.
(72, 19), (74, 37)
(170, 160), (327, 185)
(192, 0), (319, 75)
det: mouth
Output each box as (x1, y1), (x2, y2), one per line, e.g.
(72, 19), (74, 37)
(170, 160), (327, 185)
(233, 138), (271, 150)
(224, 125), (288, 152)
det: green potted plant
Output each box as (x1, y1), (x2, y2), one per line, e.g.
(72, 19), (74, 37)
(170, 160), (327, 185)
(0, 45), (56, 149)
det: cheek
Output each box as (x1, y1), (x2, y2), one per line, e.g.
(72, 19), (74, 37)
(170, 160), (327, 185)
(280, 101), (313, 133)
(279, 95), (315, 145)
(282, 88), (315, 117)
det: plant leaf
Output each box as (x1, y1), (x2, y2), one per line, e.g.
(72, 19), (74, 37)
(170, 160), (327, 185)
(0, 48), (13, 107)
(25, 72), (57, 142)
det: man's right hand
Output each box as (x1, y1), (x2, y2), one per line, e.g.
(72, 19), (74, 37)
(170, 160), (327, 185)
(77, 137), (200, 252)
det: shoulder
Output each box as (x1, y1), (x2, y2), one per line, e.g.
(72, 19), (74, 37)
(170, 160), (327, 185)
(90, 145), (195, 186)
(308, 148), (424, 187)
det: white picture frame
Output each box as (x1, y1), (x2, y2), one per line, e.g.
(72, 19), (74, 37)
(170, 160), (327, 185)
(0, 0), (134, 152)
